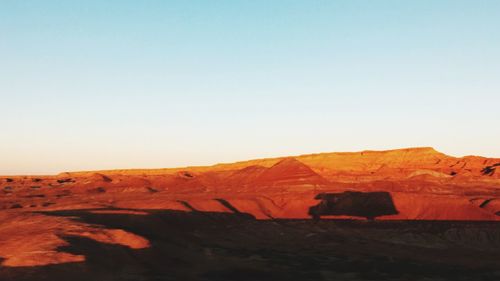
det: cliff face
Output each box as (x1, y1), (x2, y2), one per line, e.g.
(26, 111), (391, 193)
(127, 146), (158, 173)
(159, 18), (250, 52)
(255, 147), (499, 182)
(61, 147), (500, 181)
(1, 147), (499, 267)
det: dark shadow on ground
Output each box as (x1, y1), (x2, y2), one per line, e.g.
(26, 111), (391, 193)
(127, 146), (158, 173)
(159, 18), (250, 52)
(215, 198), (242, 214)
(309, 191), (398, 220)
(1, 208), (500, 281)
(177, 200), (198, 212)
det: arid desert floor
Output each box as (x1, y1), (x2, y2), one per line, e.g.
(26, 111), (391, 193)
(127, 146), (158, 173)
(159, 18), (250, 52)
(1, 147), (500, 280)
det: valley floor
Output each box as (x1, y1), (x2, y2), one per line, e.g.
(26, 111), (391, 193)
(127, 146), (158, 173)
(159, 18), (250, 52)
(1, 209), (499, 281)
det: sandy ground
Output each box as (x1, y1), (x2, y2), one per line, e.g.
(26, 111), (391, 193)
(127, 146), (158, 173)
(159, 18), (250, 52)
(1, 148), (499, 280)
(1, 209), (500, 281)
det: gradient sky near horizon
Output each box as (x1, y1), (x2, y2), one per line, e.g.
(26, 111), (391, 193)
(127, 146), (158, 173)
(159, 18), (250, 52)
(1, 0), (499, 174)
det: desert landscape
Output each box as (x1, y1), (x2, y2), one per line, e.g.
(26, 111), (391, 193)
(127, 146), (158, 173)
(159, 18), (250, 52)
(1, 147), (500, 280)
(3, 1), (500, 280)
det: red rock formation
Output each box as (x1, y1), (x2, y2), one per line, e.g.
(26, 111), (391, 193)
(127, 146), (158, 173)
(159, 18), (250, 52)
(1, 147), (499, 267)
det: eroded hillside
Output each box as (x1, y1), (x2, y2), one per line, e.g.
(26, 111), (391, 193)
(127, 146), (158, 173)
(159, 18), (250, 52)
(1, 147), (499, 269)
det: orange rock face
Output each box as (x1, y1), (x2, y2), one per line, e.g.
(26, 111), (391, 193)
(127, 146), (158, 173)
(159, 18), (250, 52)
(0, 147), (499, 267)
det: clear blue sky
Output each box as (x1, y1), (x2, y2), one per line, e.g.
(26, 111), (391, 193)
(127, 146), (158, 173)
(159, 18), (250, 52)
(1, 0), (499, 174)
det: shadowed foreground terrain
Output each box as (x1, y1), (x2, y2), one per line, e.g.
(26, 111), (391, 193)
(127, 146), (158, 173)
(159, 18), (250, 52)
(1, 209), (500, 281)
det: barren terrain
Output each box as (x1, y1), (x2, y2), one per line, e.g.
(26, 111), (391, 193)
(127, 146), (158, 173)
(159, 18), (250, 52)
(1, 147), (499, 280)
